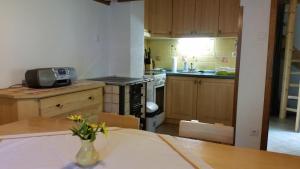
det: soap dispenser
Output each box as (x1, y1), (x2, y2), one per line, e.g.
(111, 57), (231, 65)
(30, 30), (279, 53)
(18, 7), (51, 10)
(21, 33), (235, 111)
(183, 61), (189, 72)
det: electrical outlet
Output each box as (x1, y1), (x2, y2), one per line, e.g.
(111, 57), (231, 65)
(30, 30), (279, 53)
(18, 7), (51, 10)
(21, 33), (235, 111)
(250, 129), (259, 137)
(155, 55), (160, 61)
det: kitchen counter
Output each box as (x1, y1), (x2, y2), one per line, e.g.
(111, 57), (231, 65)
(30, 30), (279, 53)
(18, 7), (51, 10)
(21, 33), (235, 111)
(166, 71), (235, 79)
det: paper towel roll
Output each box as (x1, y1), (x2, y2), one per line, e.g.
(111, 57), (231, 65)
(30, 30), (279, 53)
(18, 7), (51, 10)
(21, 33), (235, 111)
(172, 57), (177, 72)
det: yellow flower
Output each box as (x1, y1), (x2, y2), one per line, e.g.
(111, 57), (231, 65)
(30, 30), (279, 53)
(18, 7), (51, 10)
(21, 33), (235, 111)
(99, 122), (108, 137)
(67, 114), (82, 122)
(89, 123), (98, 129)
(68, 114), (109, 141)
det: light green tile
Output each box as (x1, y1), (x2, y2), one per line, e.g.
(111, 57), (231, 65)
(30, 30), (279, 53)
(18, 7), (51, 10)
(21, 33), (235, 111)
(146, 37), (237, 70)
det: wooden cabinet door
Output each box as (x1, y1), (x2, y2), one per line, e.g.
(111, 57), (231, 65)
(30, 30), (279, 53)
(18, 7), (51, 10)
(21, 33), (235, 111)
(172, 0), (196, 37)
(197, 79), (234, 126)
(166, 76), (198, 120)
(148, 0), (173, 36)
(219, 0), (240, 36)
(194, 0), (219, 36)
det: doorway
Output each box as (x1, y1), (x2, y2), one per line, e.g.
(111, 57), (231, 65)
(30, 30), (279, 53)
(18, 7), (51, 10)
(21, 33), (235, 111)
(263, 0), (300, 156)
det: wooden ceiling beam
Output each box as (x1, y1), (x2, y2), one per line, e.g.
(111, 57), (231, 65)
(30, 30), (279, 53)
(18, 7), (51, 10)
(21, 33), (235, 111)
(94, 0), (142, 5)
(118, 0), (143, 2)
(94, 0), (111, 5)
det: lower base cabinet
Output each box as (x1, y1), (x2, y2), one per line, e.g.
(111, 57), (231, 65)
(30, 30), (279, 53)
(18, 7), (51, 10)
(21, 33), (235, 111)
(197, 78), (234, 126)
(166, 76), (234, 126)
(166, 77), (197, 120)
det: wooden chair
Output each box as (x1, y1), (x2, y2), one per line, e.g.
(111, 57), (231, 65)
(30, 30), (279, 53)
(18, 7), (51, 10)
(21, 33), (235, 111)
(98, 112), (140, 129)
(179, 120), (234, 145)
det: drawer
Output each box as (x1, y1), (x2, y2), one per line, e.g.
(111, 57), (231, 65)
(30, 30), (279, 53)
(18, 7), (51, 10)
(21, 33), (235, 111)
(52, 104), (102, 123)
(40, 88), (103, 117)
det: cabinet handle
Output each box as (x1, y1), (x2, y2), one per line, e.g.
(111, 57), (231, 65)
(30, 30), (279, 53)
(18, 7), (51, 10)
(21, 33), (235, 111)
(88, 96), (94, 100)
(198, 80), (202, 85)
(56, 104), (64, 109)
(194, 80), (198, 84)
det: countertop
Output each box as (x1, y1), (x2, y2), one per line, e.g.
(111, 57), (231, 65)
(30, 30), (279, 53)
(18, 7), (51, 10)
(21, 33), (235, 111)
(166, 71), (235, 79)
(0, 80), (105, 99)
(89, 76), (152, 86)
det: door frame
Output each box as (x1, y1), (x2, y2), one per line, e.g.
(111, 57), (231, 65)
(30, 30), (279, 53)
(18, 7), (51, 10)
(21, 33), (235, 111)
(260, 0), (282, 150)
(232, 6), (244, 145)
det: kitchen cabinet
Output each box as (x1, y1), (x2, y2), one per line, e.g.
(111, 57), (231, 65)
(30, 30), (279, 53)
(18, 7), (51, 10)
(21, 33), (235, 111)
(172, 0), (196, 37)
(219, 0), (240, 36)
(197, 78), (234, 126)
(194, 0), (220, 36)
(146, 0), (173, 37)
(166, 76), (234, 126)
(172, 0), (220, 37)
(145, 0), (240, 37)
(0, 81), (105, 125)
(166, 76), (197, 120)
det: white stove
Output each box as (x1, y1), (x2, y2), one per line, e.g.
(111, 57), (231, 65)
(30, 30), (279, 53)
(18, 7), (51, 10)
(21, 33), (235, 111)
(144, 71), (166, 131)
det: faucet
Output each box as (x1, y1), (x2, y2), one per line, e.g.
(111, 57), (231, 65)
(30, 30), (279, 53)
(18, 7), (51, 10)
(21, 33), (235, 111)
(189, 62), (196, 72)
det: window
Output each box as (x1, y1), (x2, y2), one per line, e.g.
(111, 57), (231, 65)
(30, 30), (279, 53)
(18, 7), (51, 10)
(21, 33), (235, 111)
(177, 38), (215, 57)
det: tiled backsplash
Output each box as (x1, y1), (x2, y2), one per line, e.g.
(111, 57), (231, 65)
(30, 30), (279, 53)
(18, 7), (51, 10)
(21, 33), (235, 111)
(145, 37), (237, 70)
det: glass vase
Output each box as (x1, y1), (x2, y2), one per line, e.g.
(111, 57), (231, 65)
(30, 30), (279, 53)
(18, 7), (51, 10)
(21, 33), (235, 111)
(76, 140), (99, 167)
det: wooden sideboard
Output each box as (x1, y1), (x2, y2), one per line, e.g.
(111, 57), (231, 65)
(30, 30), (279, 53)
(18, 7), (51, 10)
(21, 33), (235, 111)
(0, 81), (105, 125)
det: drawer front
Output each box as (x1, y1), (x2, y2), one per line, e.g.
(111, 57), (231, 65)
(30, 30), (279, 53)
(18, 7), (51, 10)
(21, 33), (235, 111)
(40, 88), (103, 117)
(52, 104), (103, 123)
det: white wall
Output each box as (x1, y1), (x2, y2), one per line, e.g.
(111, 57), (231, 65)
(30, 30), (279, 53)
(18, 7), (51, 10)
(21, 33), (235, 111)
(107, 0), (144, 78)
(0, 0), (110, 88)
(129, 1), (145, 77)
(107, 2), (131, 77)
(235, 0), (271, 149)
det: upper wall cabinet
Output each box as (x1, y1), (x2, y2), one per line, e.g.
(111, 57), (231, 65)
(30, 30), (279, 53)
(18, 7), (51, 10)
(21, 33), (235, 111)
(194, 0), (220, 36)
(172, 0), (196, 37)
(146, 0), (173, 37)
(219, 0), (240, 36)
(145, 0), (240, 38)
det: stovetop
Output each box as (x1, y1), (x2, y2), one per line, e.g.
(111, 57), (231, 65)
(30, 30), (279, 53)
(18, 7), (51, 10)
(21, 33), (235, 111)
(89, 76), (151, 86)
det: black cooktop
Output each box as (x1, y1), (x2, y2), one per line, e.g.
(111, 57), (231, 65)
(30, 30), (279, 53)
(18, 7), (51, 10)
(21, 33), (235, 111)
(90, 76), (150, 86)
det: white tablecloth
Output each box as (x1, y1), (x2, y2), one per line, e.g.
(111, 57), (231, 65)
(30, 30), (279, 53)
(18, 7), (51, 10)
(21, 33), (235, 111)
(0, 129), (212, 169)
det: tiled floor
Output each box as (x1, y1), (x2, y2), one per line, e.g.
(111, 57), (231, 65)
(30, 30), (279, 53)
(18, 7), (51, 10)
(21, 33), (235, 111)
(267, 115), (300, 156)
(156, 123), (179, 137)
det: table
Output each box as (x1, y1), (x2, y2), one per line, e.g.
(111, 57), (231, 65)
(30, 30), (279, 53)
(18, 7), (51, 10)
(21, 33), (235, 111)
(0, 118), (300, 169)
